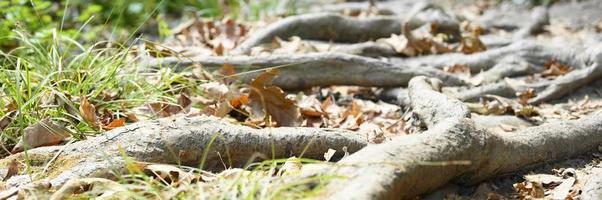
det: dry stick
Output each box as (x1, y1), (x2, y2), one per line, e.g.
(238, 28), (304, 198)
(145, 52), (465, 90)
(0, 116), (368, 189)
(315, 76), (602, 199)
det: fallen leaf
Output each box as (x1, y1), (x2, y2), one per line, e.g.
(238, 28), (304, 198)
(298, 95), (324, 117)
(12, 119), (70, 153)
(524, 174), (564, 186)
(201, 82), (230, 99)
(79, 96), (98, 126)
(144, 164), (195, 185)
(324, 149), (336, 162)
(125, 113), (139, 122)
(248, 70), (301, 127)
(2, 159), (18, 181)
(517, 88), (536, 105)
(50, 178), (125, 199)
(229, 94), (248, 108)
(0, 110), (18, 132)
(148, 93), (192, 117)
(444, 64), (472, 82)
(104, 118), (126, 130)
(213, 43), (224, 55)
(458, 34), (486, 54)
(514, 181), (545, 199)
(543, 59), (572, 77)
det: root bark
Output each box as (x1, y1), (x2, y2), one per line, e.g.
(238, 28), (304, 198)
(317, 76), (602, 199)
(1, 117), (367, 188)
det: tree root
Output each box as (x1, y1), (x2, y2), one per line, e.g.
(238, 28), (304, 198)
(305, 40), (399, 58)
(0, 116), (368, 189)
(234, 4), (460, 54)
(233, 13), (402, 54)
(583, 168), (602, 199)
(146, 52), (465, 90)
(397, 40), (580, 73)
(449, 43), (602, 103)
(3, 76), (601, 199)
(314, 76), (602, 199)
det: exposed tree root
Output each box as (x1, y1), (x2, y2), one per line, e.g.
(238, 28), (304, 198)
(233, 13), (402, 54)
(0, 116), (367, 189)
(234, 4), (459, 54)
(3, 76), (601, 199)
(583, 168), (602, 199)
(397, 40), (580, 72)
(151, 39), (602, 103)
(146, 52), (465, 90)
(305, 40), (399, 57)
(313, 76), (602, 199)
(450, 43), (602, 103)
(513, 6), (549, 40)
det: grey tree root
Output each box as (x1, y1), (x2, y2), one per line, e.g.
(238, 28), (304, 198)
(0, 116), (367, 189)
(145, 52), (465, 90)
(452, 43), (602, 104)
(233, 8), (460, 54)
(150, 41), (601, 103)
(582, 168), (602, 200)
(316, 76), (602, 199)
(233, 13), (402, 54)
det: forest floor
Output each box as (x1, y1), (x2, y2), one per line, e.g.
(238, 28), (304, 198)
(1, 0), (602, 199)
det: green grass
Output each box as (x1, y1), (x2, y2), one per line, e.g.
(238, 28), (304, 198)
(0, 0), (313, 150)
(0, 1), (329, 199)
(0, 28), (206, 148)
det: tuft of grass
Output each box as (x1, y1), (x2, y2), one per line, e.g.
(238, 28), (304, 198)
(0, 28), (205, 149)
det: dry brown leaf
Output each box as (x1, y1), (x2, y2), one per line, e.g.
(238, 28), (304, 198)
(514, 181), (545, 199)
(201, 82), (230, 99)
(79, 96), (98, 126)
(104, 118), (126, 130)
(248, 70), (301, 127)
(12, 119), (70, 153)
(458, 35), (486, 54)
(298, 95), (324, 118)
(0, 110), (18, 132)
(145, 42), (176, 57)
(229, 94), (249, 109)
(144, 164), (195, 185)
(213, 43), (224, 55)
(481, 97), (513, 115)
(517, 88), (537, 105)
(125, 113), (139, 122)
(148, 93), (192, 117)
(2, 159), (18, 181)
(543, 59), (573, 77)
(377, 34), (411, 55)
(51, 178), (125, 199)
